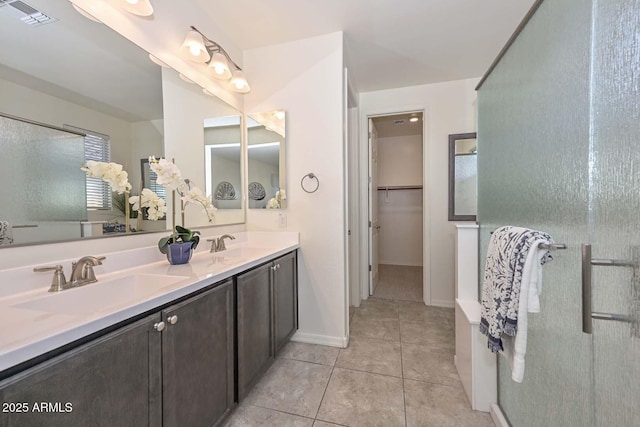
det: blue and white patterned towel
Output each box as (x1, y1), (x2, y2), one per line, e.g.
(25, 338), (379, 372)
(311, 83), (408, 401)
(479, 226), (553, 352)
(0, 221), (14, 245)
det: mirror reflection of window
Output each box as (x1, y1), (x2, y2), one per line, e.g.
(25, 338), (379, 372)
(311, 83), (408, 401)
(203, 116), (242, 210)
(247, 110), (286, 209)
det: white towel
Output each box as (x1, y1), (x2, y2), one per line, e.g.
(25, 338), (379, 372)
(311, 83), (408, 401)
(501, 237), (549, 382)
(0, 221), (13, 245)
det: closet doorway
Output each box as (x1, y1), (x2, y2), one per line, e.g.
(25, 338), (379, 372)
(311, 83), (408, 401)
(368, 113), (424, 301)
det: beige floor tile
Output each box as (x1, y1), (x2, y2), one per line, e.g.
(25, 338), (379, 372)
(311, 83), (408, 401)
(349, 316), (400, 341)
(278, 341), (340, 366)
(401, 342), (460, 386)
(400, 320), (455, 350)
(373, 265), (423, 302)
(312, 421), (344, 427)
(353, 298), (399, 319)
(316, 368), (405, 427)
(244, 358), (332, 419)
(398, 301), (453, 325)
(223, 404), (313, 427)
(336, 336), (402, 377)
(404, 379), (495, 427)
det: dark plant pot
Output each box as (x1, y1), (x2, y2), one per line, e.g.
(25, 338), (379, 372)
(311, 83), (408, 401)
(166, 242), (194, 265)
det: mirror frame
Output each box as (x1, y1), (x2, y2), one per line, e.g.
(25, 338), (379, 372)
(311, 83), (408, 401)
(448, 132), (477, 222)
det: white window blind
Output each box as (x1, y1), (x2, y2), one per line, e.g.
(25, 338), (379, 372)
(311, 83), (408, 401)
(64, 125), (112, 210)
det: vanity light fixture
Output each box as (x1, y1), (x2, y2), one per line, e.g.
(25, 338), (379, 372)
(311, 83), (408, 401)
(182, 26), (250, 93)
(181, 29), (210, 63)
(119, 0), (154, 17)
(409, 117), (419, 123)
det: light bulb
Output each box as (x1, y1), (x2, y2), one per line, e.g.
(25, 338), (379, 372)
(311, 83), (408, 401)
(214, 65), (225, 75)
(189, 45), (201, 56)
(234, 80), (244, 90)
(275, 111), (285, 120)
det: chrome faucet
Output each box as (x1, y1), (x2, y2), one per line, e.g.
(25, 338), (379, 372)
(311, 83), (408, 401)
(69, 256), (105, 286)
(34, 255), (105, 292)
(208, 234), (236, 253)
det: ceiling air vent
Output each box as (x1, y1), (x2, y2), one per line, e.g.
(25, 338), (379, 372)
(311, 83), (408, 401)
(0, 0), (57, 26)
(394, 119), (405, 125)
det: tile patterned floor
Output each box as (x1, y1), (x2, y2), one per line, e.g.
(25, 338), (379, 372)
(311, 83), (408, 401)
(373, 265), (423, 302)
(224, 297), (494, 427)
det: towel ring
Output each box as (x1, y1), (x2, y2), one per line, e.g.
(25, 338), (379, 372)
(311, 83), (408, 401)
(301, 173), (319, 193)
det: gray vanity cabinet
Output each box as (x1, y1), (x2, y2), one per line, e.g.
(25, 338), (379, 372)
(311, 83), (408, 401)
(0, 313), (163, 427)
(237, 252), (298, 401)
(161, 278), (234, 427)
(236, 262), (274, 401)
(273, 252), (298, 353)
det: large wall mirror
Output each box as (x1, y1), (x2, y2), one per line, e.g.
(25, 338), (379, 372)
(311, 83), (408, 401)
(448, 132), (477, 221)
(247, 110), (286, 209)
(0, 0), (244, 247)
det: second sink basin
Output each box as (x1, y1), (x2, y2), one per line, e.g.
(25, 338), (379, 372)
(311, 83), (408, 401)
(12, 273), (189, 316)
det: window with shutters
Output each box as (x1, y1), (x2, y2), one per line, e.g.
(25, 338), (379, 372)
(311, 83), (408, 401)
(64, 125), (112, 210)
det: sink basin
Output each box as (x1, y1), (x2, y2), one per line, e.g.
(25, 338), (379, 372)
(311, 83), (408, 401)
(214, 246), (266, 259)
(12, 273), (189, 316)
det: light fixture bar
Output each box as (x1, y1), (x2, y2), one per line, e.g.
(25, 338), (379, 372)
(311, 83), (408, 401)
(189, 26), (243, 73)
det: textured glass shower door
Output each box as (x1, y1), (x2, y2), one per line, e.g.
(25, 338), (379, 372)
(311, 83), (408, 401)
(589, 1), (640, 425)
(478, 0), (640, 425)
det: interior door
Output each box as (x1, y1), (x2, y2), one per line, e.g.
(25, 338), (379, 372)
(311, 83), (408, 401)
(368, 118), (379, 295)
(588, 1), (640, 424)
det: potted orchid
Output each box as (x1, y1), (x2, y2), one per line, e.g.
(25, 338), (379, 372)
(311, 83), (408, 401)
(148, 156), (217, 222)
(158, 225), (200, 265)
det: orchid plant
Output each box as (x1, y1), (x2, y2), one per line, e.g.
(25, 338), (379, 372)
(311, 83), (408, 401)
(266, 189), (286, 209)
(148, 156), (216, 222)
(81, 161), (132, 194)
(81, 157), (213, 225)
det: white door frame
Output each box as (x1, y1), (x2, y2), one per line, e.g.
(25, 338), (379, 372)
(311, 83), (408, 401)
(359, 106), (430, 305)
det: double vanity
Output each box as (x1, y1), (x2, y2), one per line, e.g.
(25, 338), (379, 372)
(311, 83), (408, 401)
(0, 231), (299, 427)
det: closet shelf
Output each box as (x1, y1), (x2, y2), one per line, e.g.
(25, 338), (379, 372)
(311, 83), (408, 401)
(377, 185), (423, 191)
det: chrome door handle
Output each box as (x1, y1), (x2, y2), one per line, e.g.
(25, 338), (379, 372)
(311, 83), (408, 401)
(167, 315), (178, 325)
(154, 321), (165, 332)
(581, 244), (594, 333)
(581, 243), (634, 334)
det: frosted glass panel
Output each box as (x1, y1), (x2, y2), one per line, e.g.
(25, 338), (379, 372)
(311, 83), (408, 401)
(454, 155), (477, 216)
(0, 115), (86, 243)
(477, 0), (593, 425)
(590, 1), (640, 425)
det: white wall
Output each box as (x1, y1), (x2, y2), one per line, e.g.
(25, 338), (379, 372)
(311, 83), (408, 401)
(378, 135), (423, 186)
(244, 32), (347, 347)
(377, 134), (423, 266)
(360, 78), (478, 307)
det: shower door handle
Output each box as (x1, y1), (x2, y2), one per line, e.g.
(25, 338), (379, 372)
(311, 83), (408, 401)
(581, 243), (634, 334)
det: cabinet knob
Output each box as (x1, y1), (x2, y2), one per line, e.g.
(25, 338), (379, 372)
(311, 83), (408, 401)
(271, 266), (276, 271)
(154, 321), (165, 332)
(168, 315), (178, 325)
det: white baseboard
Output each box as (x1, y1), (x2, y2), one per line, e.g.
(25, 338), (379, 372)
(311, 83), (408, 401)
(291, 332), (348, 348)
(490, 403), (509, 427)
(431, 299), (455, 308)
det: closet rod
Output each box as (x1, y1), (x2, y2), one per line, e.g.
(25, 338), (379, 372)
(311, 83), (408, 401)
(376, 185), (423, 191)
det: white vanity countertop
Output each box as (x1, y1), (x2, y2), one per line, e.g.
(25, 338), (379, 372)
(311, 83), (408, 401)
(0, 231), (299, 373)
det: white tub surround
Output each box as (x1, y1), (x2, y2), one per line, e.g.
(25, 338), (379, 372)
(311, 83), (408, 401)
(453, 224), (497, 412)
(0, 231), (299, 372)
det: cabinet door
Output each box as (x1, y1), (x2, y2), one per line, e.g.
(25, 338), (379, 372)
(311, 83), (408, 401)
(273, 251), (298, 353)
(162, 279), (234, 427)
(237, 263), (274, 401)
(0, 314), (162, 427)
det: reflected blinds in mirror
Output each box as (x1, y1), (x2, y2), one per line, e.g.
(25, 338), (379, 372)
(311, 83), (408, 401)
(64, 125), (111, 210)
